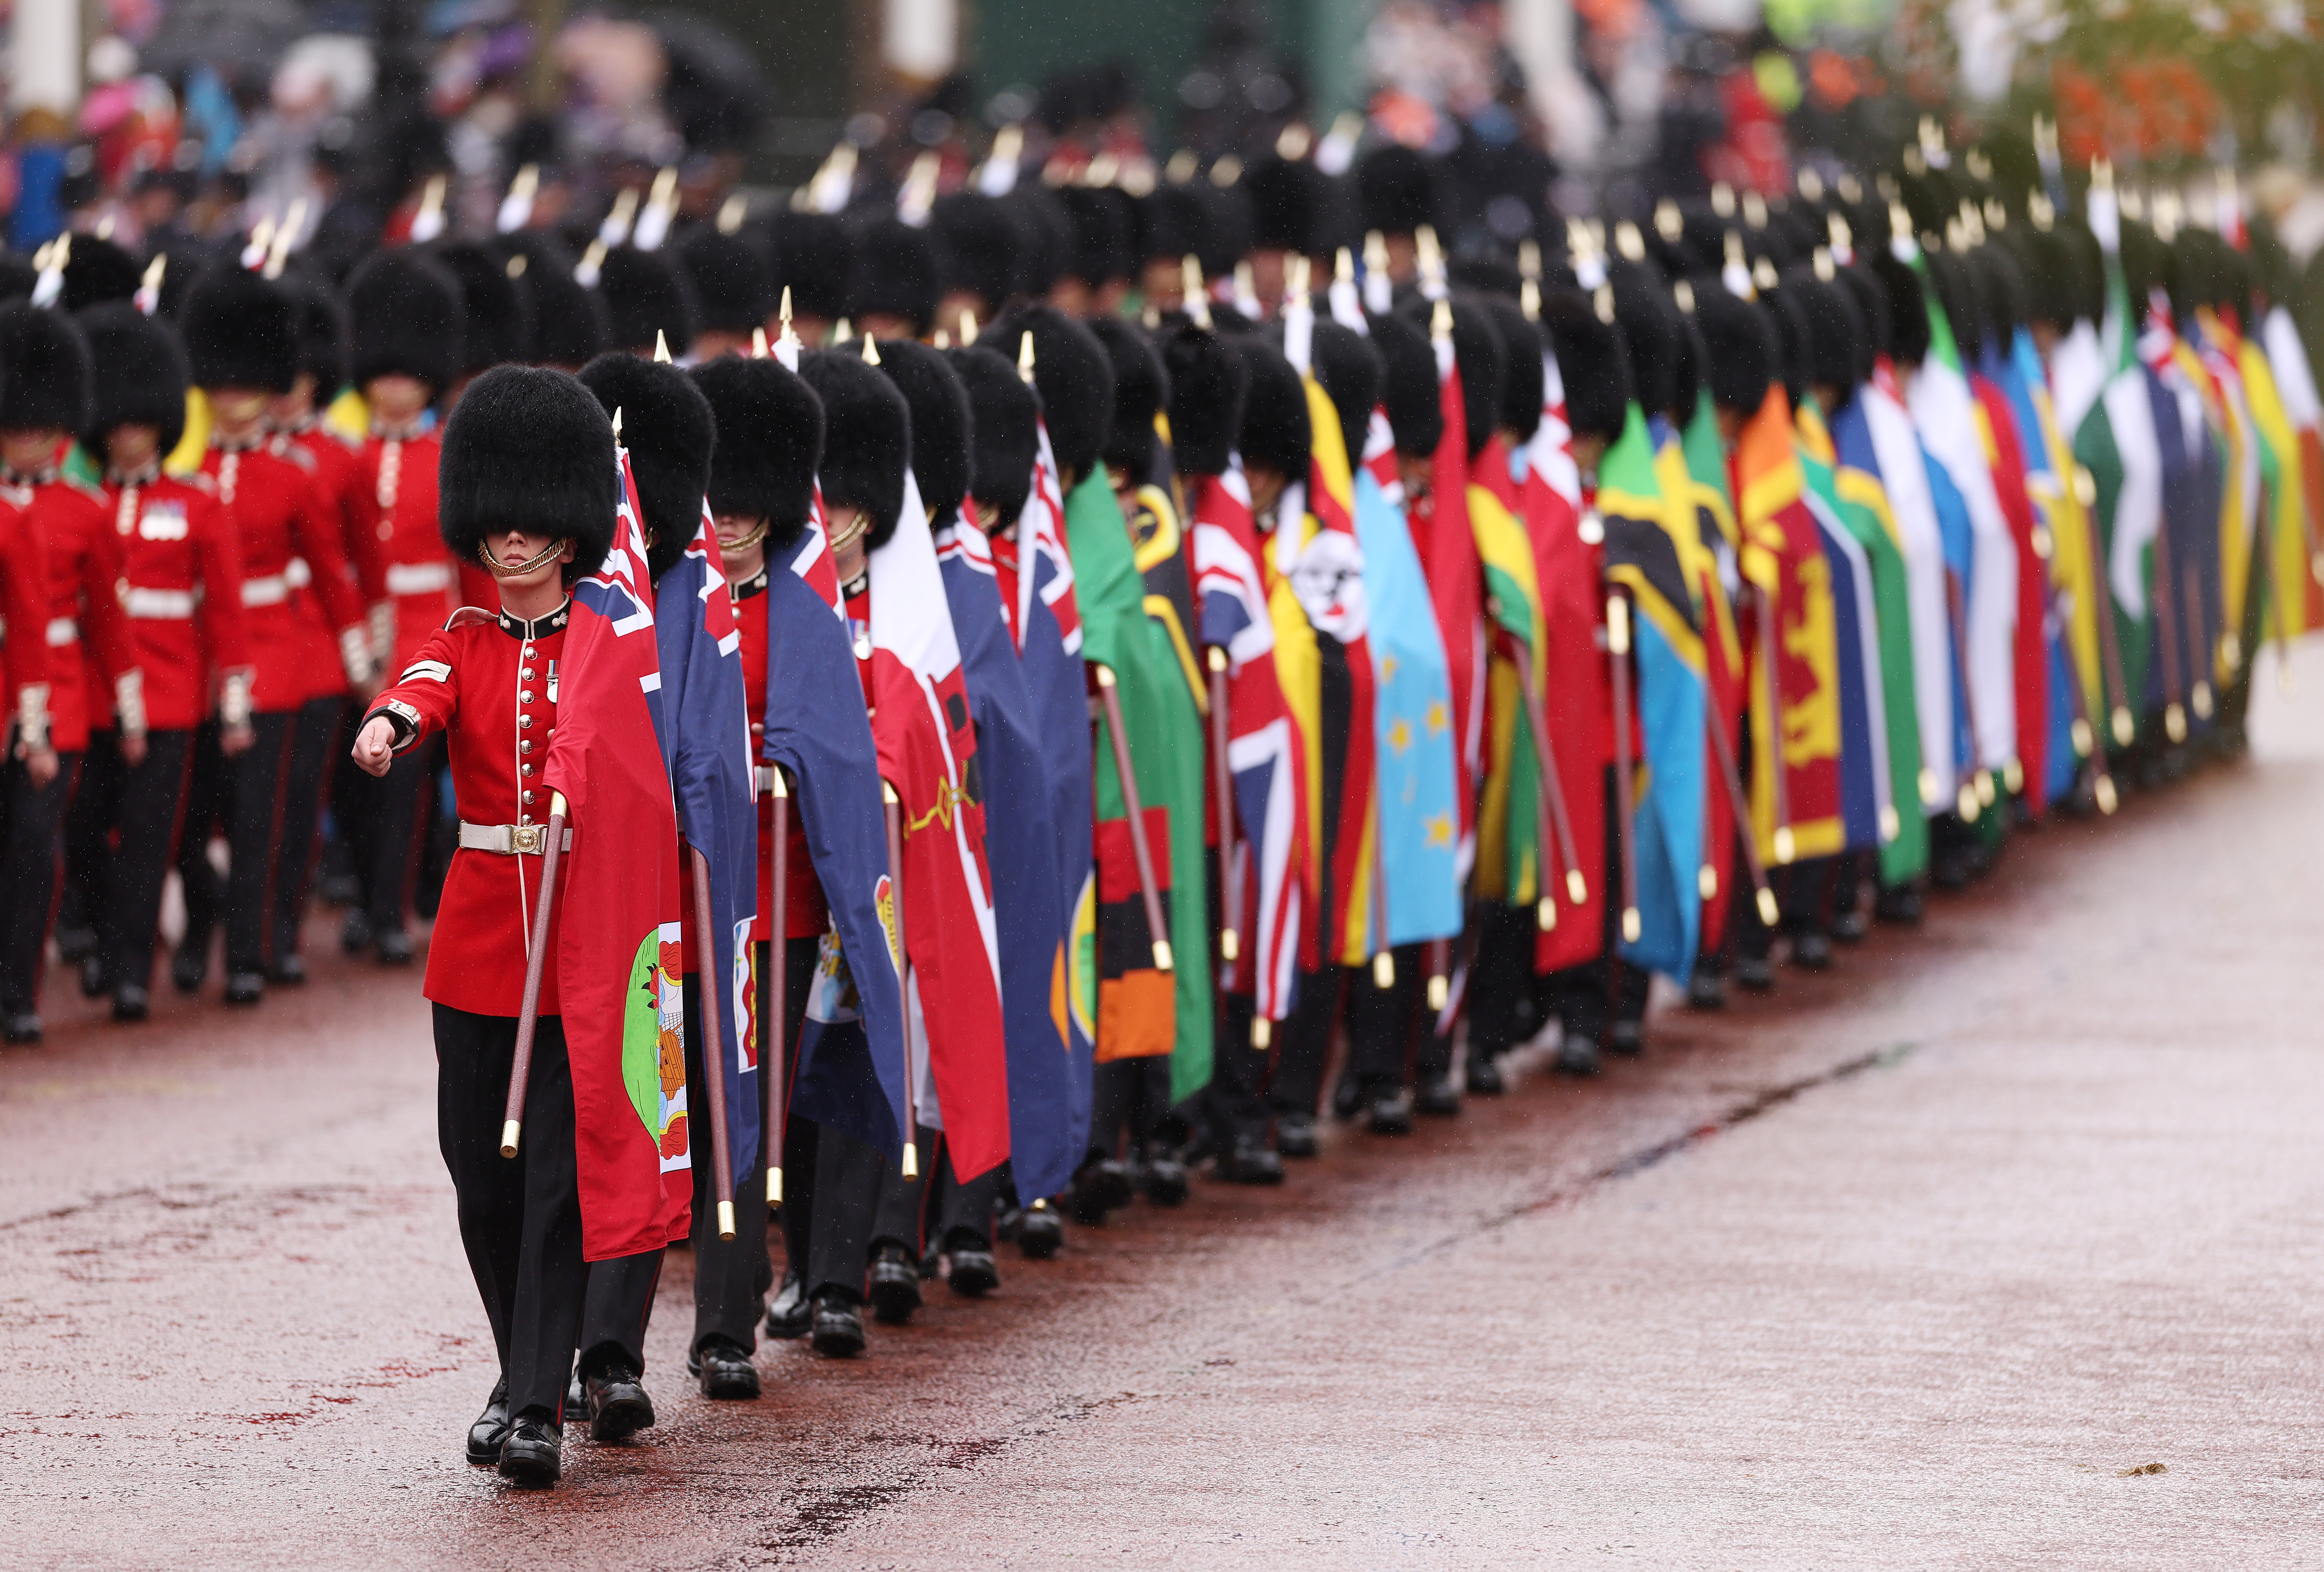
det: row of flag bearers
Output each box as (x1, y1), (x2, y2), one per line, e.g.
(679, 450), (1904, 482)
(0, 125), (2314, 1489)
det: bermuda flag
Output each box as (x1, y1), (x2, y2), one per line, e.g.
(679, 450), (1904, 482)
(934, 512), (1079, 1202)
(1188, 464), (1307, 1023)
(988, 412), (1095, 1187)
(869, 470), (1011, 1180)
(544, 447), (687, 1262)
(765, 490), (910, 1164)
(653, 499), (761, 1189)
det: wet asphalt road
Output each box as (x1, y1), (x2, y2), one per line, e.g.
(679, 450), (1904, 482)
(6, 652), (2323, 1571)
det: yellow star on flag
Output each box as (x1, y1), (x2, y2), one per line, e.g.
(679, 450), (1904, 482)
(1424, 812), (1454, 848)
(1387, 716), (1413, 754)
(1425, 699), (1449, 736)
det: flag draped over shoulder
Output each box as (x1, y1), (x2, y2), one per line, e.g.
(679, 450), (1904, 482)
(1861, 367), (1959, 818)
(2005, 326), (2101, 805)
(2237, 326), (2308, 657)
(545, 449), (688, 1262)
(1829, 397), (1929, 882)
(1279, 374), (1381, 967)
(1795, 401), (1892, 854)
(1736, 387), (1845, 865)
(1189, 464), (1307, 1023)
(1680, 391), (1747, 944)
(1597, 407), (1706, 981)
(1420, 334), (1485, 874)
(933, 509), (1078, 1204)
(1908, 275), (2021, 773)
(2258, 303), (2324, 631)
(1968, 357), (2051, 807)
(763, 499), (910, 1166)
(1470, 434), (1547, 917)
(1353, 411), (1461, 946)
(867, 472), (1010, 1181)
(1520, 353), (1609, 971)
(1067, 468), (1211, 1099)
(654, 500), (760, 1190)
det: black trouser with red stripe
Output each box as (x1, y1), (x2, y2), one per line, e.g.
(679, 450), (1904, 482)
(178, 712), (294, 977)
(433, 1003), (586, 1422)
(64, 727), (194, 994)
(0, 750), (80, 1014)
(270, 695), (345, 965)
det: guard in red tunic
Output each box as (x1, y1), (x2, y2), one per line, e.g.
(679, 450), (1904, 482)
(270, 273), (372, 980)
(350, 366), (619, 1488)
(173, 266), (377, 1005)
(0, 303), (126, 1043)
(340, 251), (463, 965)
(63, 303), (251, 1023)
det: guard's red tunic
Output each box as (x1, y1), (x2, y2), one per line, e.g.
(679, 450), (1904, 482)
(93, 466), (247, 733)
(199, 436), (369, 713)
(367, 601), (572, 1017)
(5, 468), (131, 755)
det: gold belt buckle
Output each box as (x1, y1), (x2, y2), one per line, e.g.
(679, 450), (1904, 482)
(510, 823), (544, 855)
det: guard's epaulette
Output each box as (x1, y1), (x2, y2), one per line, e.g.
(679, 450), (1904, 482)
(445, 605), (497, 631)
(178, 471), (218, 496)
(63, 476), (107, 505)
(274, 437), (317, 472)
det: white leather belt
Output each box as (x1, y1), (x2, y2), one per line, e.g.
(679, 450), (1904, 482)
(242, 574), (288, 607)
(125, 588), (197, 619)
(44, 617), (77, 647)
(755, 765), (775, 795)
(457, 820), (571, 855)
(386, 560), (453, 596)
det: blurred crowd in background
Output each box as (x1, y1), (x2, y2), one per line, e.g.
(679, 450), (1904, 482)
(1, 0), (2318, 284)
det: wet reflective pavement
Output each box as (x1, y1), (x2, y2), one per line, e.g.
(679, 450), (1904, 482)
(7, 655), (2323, 1570)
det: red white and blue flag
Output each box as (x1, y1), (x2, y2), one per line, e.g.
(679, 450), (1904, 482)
(869, 471), (1012, 1180)
(1188, 464), (1307, 1023)
(652, 499), (761, 1190)
(545, 448), (687, 1262)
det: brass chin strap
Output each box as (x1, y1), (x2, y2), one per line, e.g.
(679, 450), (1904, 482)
(719, 517), (771, 553)
(825, 509), (871, 557)
(478, 538), (568, 579)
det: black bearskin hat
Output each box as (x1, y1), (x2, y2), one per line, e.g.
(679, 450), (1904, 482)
(347, 249), (464, 393)
(1608, 262), (1679, 418)
(1836, 264), (1890, 381)
(1245, 153), (1325, 255)
(1672, 311), (1706, 423)
(1401, 296), (1503, 459)
(1002, 187), (1074, 299)
(436, 239), (536, 377)
(768, 212), (855, 321)
(1307, 318), (1383, 471)
(1480, 295), (1544, 444)
(439, 365), (618, 579)
(1057, 186), (1134, 288)
(1137, 184), (1211, 267)
(1236, 335), (1310, 483)
(687, 355), (824, 552)
(1161, 321), (1248, 476)
(281, 269), (349, 393)
(847, 218), (942, 337)
(1357, 146), (1439, 239)
(983, 303), (1113, 487)
(1868, 248), (1932, 368)
(60, 236), (142, 313)
(1701, 283), (1766, 418)
(0, 251), (39, 305)
(2009, 228), (2078, 337)
(1968, 243), (2028, 345)
(80, 302), (189, 453)
(676, 228), (771, 337)
(0, 301), (91, 433)
(951, 344), (1040, 527)
(1200, 180), (1254, 279)
(798, 348), (910, 549)
(1782, 270), (1863, 399)
(870, 336), (973, 524)
(597, 244), (698, 356)
(183, 265), (298, 393)
(1368, 308), (1443, 457)
(1539, 285), (1631, 445)
(577, 352), (716, 582)
(1087, 315), (1167, 482)
(502, 233), (609, 370)
(1757, 280), (1813, 410)
(930, 192), (1019, 312)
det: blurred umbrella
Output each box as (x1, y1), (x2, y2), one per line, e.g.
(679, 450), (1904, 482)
(646, 10), (771, 153)
(141, 0), (307, 91)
